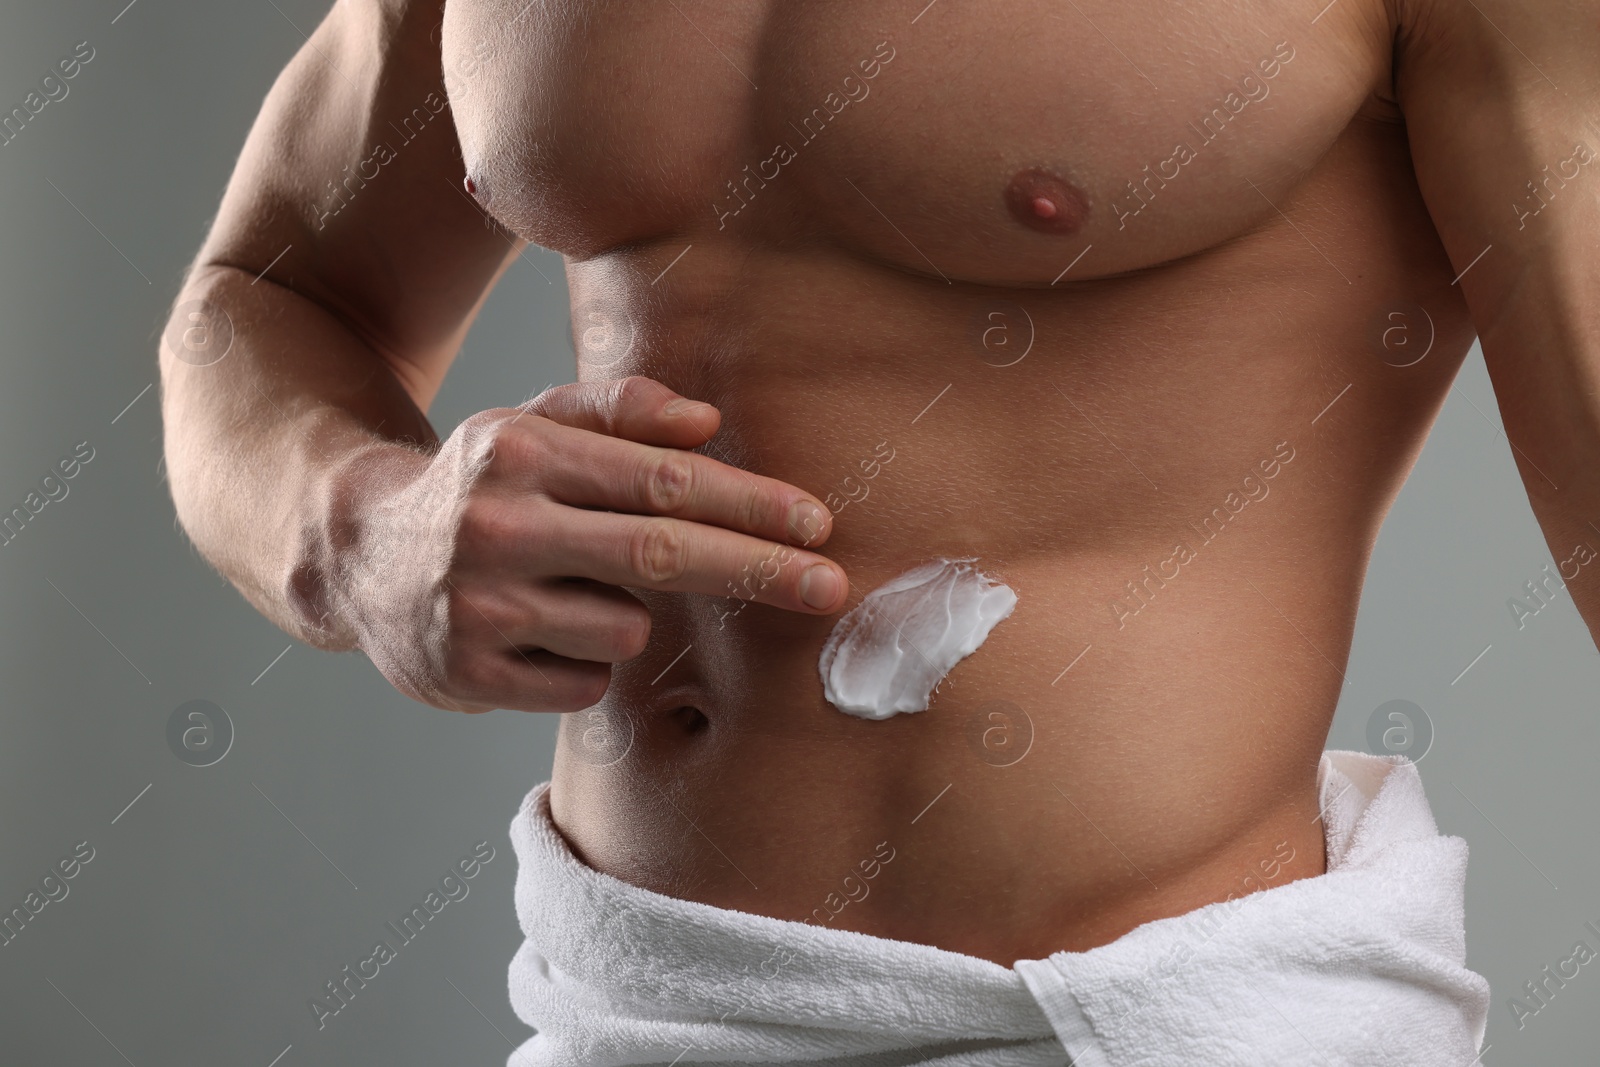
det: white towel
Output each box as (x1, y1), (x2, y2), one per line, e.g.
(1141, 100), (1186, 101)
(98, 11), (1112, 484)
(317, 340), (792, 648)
(506, 751), (1489, 1066)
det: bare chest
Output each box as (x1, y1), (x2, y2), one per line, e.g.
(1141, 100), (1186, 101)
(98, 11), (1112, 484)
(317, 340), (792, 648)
(441, 0), (1396, 283)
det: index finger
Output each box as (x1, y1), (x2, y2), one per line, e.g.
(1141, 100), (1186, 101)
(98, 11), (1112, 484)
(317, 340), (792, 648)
(533, 421), (835, 548)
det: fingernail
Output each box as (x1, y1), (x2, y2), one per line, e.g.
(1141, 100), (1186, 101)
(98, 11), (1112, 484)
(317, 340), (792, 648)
(786, 501), (827, 544)
(799, 564), (841, 610)
(664, 398), (710, 417)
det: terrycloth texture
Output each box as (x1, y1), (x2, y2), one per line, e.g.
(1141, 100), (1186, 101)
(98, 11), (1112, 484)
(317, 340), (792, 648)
(506, 751), (1490, 1066)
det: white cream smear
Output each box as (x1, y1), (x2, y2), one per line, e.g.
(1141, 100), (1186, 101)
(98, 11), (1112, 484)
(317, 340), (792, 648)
(818, 558), (1018, 719)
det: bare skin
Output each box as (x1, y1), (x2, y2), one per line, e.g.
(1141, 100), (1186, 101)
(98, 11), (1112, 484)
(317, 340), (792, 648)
(161, 0), (1600, 967)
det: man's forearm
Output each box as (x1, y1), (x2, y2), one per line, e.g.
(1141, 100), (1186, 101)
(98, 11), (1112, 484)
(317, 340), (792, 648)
(155, 0), (527, 648)
(159, 262), (438, 649)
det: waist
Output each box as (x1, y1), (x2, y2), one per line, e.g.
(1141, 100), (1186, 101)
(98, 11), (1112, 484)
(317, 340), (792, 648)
(549, 544), (1344, 963)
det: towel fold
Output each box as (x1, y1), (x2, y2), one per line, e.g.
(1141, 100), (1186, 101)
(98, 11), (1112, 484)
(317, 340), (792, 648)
(506, 750), (1489, 1066)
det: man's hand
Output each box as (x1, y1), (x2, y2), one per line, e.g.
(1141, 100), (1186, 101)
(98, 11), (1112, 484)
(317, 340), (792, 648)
(327, 377), (846, 714)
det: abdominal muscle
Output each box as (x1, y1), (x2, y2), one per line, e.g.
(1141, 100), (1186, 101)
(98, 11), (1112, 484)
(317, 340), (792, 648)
(545, 121), (1475, 966)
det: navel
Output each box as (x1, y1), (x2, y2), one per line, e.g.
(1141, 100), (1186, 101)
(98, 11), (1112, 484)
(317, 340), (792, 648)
(1004, 168), (1089, 234)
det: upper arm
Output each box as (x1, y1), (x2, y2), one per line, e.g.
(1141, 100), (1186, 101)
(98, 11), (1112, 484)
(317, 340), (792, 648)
(195, 0), (523, 406)
(1395, 0), (1600, 497)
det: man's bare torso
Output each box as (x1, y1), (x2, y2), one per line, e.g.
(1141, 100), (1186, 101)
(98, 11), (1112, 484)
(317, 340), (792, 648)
(440, 0), (1474, 964)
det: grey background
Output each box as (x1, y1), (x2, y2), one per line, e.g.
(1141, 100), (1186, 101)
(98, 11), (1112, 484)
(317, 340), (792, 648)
(0, 1), (1595, 1063)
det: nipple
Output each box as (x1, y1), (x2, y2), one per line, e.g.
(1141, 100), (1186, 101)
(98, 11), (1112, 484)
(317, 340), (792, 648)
(1005, 168), (1089, 234)
(463, 177), (477, 196)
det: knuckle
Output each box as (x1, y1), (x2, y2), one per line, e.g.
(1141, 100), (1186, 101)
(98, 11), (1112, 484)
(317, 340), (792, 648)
(426, 677), (481, 714)
(440, 586), (498, 661)
(615, 375), (656, 410)
(627, 518), (687, 584)
(740, 486), (777, 536)
(455, 497), (511, 557)
(454, 651), (503, 701)
(458, 409), (518, 464)
(641, 449), (695, 513)
(484, 419), (542, 475)
(380, 591), (482, 711)
(523, 382), (569, 415)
